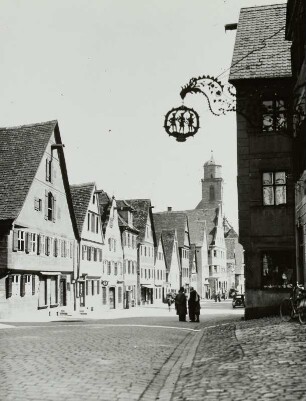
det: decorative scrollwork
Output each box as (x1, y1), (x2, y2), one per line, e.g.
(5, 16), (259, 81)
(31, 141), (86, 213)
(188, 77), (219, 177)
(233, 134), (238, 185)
(164, 105), (200, 142)
(180, 75), (236, 116)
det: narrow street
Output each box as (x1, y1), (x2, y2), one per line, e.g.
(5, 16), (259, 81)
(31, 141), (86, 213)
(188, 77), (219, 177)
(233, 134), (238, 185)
(1, 302), (305, 401)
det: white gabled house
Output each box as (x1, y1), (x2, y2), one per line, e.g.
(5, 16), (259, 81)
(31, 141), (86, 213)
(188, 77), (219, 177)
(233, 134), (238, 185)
(0, 121), (79, 319)
(70, 183), (104, 315)
(97, 191), (124, 310)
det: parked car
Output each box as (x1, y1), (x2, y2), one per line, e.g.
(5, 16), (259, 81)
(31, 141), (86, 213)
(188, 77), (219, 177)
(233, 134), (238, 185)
(232, 294), (245, 308)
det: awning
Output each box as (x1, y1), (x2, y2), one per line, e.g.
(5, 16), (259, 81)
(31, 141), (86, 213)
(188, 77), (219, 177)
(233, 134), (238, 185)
(141, 284), (154, 289)
(41, 272), (61, 276)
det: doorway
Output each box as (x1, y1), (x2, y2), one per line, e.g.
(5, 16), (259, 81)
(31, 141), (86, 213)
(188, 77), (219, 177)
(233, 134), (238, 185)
(109, 287), (115, 309)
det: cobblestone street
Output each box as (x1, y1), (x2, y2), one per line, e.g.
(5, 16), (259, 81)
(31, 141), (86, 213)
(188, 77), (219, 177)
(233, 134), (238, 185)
(0, 302), (305, 400)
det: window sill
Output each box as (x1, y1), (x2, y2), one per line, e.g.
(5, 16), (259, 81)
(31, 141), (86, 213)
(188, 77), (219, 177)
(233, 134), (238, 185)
(38, 305), (48, 309)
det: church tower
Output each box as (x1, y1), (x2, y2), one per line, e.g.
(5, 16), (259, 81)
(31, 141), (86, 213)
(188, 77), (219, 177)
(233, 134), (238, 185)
(196, 152), (223, 210)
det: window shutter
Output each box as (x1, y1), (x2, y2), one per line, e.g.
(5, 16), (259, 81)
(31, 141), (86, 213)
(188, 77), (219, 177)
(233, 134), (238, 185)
(25, 232), (30, 254)
(46, 237), (50, 256)
(97, 280), (100, 295)
(20, 275), (26, 297)
(6, 276), (13, 298)
(51, 160), (54, 184)
(37, 234), (40, 255)
(54, 238), (58, 257)
(82, 245), (85, 260)
(45, 158), (49, 181)
(52, 195), (56, 223)
(32, 275), (35, 295)
(45, 190), (48, 220)
(13, 229), (18, 252)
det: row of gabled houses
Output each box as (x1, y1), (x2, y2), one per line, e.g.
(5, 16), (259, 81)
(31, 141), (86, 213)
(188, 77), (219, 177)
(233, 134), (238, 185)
(0, 120), (244, 319)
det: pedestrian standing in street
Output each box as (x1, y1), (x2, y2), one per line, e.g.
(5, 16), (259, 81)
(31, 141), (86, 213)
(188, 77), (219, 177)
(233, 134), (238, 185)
(188, 287), (201, 322)
(167, 296), (172, 312)
(175, 287), (187, 322)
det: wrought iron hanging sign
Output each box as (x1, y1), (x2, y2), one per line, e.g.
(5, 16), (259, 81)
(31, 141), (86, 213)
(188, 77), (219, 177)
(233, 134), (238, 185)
(164, 75), (237, 142)
(164, 105), (200, 142)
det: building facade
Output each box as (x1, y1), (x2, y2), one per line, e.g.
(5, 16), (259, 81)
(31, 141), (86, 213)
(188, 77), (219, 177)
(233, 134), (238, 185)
(117, 200), (139, 308)
(70, 183), (104, 315)
(229, 3), (295, 317)
(98, 192), (124, 310)
(286, 0), (306, 288)
(126, 200), (156, 305)
(0, 121), (78, 319)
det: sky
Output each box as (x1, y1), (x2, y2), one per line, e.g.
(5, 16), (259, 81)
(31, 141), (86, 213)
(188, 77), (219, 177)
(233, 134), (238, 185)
(0, 0), (287, 231)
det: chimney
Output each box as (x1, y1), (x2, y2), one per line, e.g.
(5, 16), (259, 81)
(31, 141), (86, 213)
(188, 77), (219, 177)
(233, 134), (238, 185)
(167, 207), (172, 212)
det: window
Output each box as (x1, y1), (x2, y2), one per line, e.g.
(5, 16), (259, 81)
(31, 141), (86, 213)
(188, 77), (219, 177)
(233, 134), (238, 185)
(263, 172), (286, 205)
(262, 251), (294, 288)
(128, 233), (131, 247)
(213, 250), (216, 257)
(30, 233), (37, 253)
(108, 261), (111, 275)
(93, 248), (97, 262)
(93, 194), (95, 204)
(96, 216), (99, 234)
(128, 261), (131, 274)
(45, 236), (51, 256)
(88, 213), (90, 231)
(18, 231), (25, 251)
(92, 280), (95, 296)
(108, 238), (111, 251)
(114, 240), (116, 252)
(91, 214), (95, 233)
(87, 247), (92, 261)
(114, 263), (118, 276)
(209, 185), (215, 201)
(262, 99), (287, 132)
(45, 191), (56, 222)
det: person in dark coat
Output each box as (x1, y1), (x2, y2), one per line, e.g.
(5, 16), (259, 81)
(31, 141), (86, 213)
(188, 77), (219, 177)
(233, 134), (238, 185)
(188, 287), (201, 322)
(175, 287), (187, 322)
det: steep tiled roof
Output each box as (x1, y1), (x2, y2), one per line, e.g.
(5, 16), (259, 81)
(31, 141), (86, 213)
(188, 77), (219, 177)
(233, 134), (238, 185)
(153, 212), (188, 248)
(96, 190), (112, 234)
(117, 214), (139, 234)
(0, 120), (57, 222)
(116, 199), (134, 211)
(194, 202), (219, 246)
(178, 209), (207, 246)
(161, 229), (177, 273)
(229, 4), (292, 81)
(125, 199), (155, 243)
(70, 183), (95, 236)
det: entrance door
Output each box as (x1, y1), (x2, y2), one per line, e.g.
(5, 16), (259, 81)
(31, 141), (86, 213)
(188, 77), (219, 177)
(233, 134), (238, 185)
(59, 278), (67, 306)
(79, 282), (85, 307)
(109, 287), (115, 309)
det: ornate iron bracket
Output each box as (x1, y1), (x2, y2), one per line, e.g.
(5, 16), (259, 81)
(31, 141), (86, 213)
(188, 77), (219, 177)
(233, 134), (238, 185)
(180, 75), (236, 116)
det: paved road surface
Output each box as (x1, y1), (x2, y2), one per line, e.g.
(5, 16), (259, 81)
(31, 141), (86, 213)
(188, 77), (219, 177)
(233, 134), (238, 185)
(1, 301), (305, 401)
